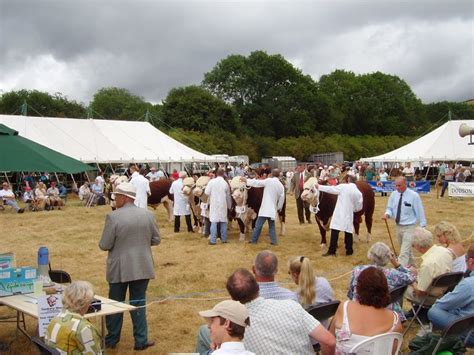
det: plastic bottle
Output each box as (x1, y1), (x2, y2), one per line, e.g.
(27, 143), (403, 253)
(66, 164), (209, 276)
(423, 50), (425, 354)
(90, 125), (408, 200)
(37, 247), (51, 284)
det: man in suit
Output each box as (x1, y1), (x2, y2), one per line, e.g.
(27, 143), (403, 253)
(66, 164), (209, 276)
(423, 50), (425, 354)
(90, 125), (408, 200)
(99, 182), (160, 351)
(290, 163), (311, 224)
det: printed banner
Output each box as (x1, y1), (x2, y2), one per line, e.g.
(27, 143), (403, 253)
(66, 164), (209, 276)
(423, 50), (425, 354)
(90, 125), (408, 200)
(368, 181), (431, 194)
(448, 182), (474, 198)
(38, 294), (63, 337)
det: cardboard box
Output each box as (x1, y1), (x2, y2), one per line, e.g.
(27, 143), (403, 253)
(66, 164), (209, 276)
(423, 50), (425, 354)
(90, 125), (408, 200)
(0, 267), (37, 297)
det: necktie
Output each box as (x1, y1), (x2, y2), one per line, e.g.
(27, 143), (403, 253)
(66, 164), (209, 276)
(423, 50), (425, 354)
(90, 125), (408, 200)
(395, 192), (403, 224)
(299, 173), (304, 190)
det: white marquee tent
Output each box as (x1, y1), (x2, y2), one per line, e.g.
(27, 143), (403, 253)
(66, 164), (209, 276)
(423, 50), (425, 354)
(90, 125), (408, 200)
(0, 114), (219, 164)
(361, 120), (474, 163)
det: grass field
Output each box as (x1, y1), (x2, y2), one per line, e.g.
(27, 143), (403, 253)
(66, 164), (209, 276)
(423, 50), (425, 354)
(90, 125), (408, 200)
(1, 190), (473, 354)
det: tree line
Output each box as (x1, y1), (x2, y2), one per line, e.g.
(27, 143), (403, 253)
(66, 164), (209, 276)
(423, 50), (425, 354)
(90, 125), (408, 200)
(1, 50), (473, 161)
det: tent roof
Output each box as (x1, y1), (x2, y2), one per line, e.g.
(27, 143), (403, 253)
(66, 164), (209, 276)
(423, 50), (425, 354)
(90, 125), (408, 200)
(0, 115), (218, 163)
(0, 123), (96, 173)
(360, 120), (474, 162)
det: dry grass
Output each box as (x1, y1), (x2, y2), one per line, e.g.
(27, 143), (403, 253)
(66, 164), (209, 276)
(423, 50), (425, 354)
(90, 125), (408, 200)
(1, 191), (473, 354)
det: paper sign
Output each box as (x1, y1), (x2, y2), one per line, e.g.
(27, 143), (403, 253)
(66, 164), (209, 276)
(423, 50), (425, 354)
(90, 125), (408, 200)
(235, 206), (246, 214)
(38, 294), (63, 337)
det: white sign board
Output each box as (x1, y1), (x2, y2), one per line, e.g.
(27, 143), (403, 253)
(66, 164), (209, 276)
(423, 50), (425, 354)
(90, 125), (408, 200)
(448, 182), (474, 198)
(38, 294), (63, 337)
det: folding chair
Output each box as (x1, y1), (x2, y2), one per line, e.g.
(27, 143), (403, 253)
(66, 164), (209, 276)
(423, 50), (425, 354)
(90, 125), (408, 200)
(389, 285), (408, 305)
(307, 301), (340, 353)
(431, 314), (474, 355)
(349, 332), (403, 354)
(403, 271), (464, 336)
(30, 336), (61, 355)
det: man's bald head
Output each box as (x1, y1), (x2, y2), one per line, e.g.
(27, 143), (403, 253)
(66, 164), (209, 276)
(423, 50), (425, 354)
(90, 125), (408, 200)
(226, 268), (260, 304)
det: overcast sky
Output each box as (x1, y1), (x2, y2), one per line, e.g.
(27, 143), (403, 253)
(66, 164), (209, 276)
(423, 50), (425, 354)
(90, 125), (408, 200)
(1, 0), (473, 106)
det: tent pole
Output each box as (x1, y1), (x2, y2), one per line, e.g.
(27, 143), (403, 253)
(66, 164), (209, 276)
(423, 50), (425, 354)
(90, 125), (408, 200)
(4, 172), (10, 184)
(109, 163), (115, 174)
(54, 172), (60, 183)
(424, 165), (430, 181)
(70, 174), (78, 193)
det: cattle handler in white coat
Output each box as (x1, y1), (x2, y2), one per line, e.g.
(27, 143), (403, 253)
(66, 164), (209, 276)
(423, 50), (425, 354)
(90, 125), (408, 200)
(130, 165), (151, 209)
(205, 168), (232, 245)
(317, 174), (363, 256)
(240, 169), (285, 245)
(169, 171), (193, 233)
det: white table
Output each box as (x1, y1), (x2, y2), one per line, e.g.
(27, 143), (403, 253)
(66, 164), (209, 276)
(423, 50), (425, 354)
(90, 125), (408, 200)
(0, 293), (136, 349)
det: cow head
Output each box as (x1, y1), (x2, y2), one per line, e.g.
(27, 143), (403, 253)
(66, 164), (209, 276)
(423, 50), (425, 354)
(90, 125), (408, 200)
(193, 176), (210, 198)
(301, 177), (320, 211)
(230, 176), (248, 206)
(181, 177), (195, 196)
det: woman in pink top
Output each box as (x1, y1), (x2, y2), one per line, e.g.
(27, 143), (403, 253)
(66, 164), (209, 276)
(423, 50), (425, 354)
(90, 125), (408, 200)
(330, 267), (402, 354)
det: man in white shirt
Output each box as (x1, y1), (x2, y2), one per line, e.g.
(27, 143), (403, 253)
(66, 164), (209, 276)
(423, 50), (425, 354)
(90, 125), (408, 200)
(199, 300), (253, 355)
(145, 167), (161, 182)
(129, 165), (151, 209)
(240, 169), (285, 245)
(205, 169), (232, 245)
(0, 182), (24, 213)
(317, 174), (363, 256)
(169, 171), (193, 233)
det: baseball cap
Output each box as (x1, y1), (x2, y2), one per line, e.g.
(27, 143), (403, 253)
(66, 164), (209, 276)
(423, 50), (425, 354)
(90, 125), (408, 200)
(199, 300), (249, 327)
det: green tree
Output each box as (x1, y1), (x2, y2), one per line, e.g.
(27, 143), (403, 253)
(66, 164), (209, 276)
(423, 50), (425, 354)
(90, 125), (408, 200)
(203, 50), (324, 138)
(0, 90), (86, 118)
(162, 86), (239, 132)
(89, 87), (151, 120)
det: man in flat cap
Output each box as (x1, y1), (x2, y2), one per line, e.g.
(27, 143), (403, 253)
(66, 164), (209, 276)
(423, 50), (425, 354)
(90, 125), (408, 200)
(99, 182), (160, 351)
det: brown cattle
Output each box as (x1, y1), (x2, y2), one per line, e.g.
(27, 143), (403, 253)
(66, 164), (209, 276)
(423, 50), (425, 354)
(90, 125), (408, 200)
(301, 178), (374, 248)
(148, 179), (173, 222)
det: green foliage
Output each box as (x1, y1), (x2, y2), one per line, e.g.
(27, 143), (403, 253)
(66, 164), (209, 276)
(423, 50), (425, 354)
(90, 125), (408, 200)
(0, 90), (86, 118)
(89, 87), (152, 120)
(203, 50), (325, 138)
(161, 86), (239, 132)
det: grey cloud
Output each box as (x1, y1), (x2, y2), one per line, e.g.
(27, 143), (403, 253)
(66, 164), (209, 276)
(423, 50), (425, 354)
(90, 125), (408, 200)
(0, 0), (472, 104)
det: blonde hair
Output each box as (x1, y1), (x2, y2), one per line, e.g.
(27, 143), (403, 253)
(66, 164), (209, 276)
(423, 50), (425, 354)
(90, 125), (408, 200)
(433, 221), (462, 244)
(289, 256), (315, 307)
(63, 281), (94, 314)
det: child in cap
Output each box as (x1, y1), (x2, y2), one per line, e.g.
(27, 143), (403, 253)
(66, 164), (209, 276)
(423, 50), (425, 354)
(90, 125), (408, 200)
(199, 300), (253, 355)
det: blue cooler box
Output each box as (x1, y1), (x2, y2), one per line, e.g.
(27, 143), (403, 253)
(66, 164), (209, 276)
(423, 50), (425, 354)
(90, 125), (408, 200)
(0, 267), (37, 297)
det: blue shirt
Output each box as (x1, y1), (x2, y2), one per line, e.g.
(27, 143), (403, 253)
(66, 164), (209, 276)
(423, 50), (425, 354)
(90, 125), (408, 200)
(258, 281), (298, 302)
(432, 272), (474, 318)
(385, 188), (426, 227)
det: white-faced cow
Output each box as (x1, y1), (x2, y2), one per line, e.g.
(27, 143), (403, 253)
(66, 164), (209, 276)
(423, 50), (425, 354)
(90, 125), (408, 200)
(230, 176), (286, 241)
(301, 177), (374, 250)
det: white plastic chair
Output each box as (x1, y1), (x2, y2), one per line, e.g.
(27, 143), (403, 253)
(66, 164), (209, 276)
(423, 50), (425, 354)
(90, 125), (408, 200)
(349, 332), (403, 354)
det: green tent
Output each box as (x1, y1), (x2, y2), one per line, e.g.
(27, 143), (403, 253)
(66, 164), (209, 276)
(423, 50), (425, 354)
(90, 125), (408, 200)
(0, 123), (96, 173)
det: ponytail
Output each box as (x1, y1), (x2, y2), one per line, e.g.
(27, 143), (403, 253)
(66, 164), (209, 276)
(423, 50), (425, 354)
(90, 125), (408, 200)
(289, 256), (316, 307)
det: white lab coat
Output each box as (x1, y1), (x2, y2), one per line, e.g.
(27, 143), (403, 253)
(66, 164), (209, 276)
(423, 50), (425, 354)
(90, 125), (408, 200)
(246, 177), (285, 220)
(169, 178), (190, 216)
(318, 183), (363, 233)
(130, 171), (151, 209)
(205, 176), (232, 223)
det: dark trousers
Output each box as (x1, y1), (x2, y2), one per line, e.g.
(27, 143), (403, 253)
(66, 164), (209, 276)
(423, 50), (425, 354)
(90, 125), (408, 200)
(105, 279), (149, 347)
(174, 215), (193, 232)
(296, 195), (311, 223)
(328, 229), (353, 255)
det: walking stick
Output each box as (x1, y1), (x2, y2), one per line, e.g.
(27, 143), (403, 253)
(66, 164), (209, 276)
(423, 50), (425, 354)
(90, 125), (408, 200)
(384, 219), (398, 258)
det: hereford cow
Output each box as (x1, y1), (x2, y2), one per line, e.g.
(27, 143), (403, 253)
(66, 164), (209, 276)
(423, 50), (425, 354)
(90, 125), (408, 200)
(301, 177), (374, 249)
(148, 179), (173, 222)
(181, 176), (212, 234)
(192, 176), (211, 235)
(230, 176), (286, 241)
